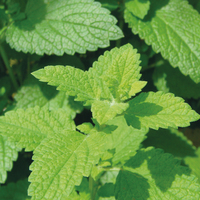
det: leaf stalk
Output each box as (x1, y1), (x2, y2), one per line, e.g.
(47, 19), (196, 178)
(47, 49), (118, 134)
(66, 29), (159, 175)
(0, 44), (19, 90)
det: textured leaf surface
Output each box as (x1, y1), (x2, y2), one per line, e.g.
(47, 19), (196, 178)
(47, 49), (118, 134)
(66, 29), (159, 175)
(142, 128), (196, 158)
(125, 91), (200, 130)
(0, 106), (75, 151)
(77, 123), (94, 135)
(185, 148), (200, 183)
(15, 76), (83, 116)
(33, 44), (145, 124)
(124, 0), (200, 83)
(90, 44), (147, 101)
(125, 0), (150, 19)
(91, 101), (129, 125)
(115, 147), (200, 200)
(28, 130), (106, 199)
(32, 65), (110, 104)
(14, 75), (58, 108)
(0, 135), (21, 183)
(0, 179), (30, 200)
(104, 116), (148, 165)
(153, 63), (200, 99)
(6, 0), (123, 55)
(33, 44), (145, 102)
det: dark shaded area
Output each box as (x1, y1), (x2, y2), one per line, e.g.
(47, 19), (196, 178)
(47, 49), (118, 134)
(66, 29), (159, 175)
(3, 151), (32, 185)
(39, 54), (85, 70)
(74, 108), (93, 126)
(142, 0), (170, 21)
(12, 0), (47, 31)
(142, 128), (196, 158)
(125, 93), (163, 129)
(124, 148), (192, 193)
(185, 98), (200, 129)
(98, 183), (115, 198)
(115, 170), (150, 200)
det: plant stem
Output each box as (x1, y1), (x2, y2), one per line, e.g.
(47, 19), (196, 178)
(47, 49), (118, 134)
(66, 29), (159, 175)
(0, 45), (19, 90)
(89, 176), (98, 200)
(27, 54), (30, 75)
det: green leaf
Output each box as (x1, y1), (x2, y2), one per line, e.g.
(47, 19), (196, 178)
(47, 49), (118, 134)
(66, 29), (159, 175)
(98, 0), (119, 11)
(28, 130), (106, 199)
(124, 0), (200, 83)
(76, 123), (94, 134)
(115, 147), (200, 200)
(32, 65), (112, 104)
(33, 44), (146, 103)
(15, 75), (83, 117)
(0, 179), (30, 200)
(104, 116), (148, 165)
(90, 44), (147, 101)
(0, 135), (21, 183)
(14, 75), (58, 109)
(75, 177), (90, 195)
(6, 0), (123, 55)
(91, 101), (129, 125)
(125, 0), (150, 19)
(0, 106), (75, 151)
(125, 91), (200, 130)
(153, 62), (200, 99)
(100, 170), (119, 185)
(98, 183), (115, 199)
(185, 148), (200, 183)
(142, 128), (196, 158)
(32, 44), (146, 124)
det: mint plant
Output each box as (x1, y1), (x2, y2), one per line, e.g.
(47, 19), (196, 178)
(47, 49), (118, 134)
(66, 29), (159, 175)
(0, 0), (200, 199)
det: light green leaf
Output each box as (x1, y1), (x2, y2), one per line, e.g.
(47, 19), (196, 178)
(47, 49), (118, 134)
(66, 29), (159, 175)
(91, 165), (106, 181)
(33, 44), (146, 124)
(0, 135), (21, 183)
(125, 91), (200, 130)
(115, 147), (200, 200)
(100, 170), (120, 185)
(91, 101), (129, 125)
(14, 75), (58, 108)
(28, 130), (106, 199)
(153, 62), (200, 99)
(124, 0), (200, 83)
(32, 44), (145, 103)
(32, 65), (112, 104)
(6, 0), (123, 55)
(104, 116), (148, 165)
(91, 44), (147, 101)
(185, 148), (200, 183)
(0, 179), (30, 200)
(15, 75), (83, 117)
(76, 123), (94, 134)
(125, 0), (150, 19)
(0, 106), (75, 151)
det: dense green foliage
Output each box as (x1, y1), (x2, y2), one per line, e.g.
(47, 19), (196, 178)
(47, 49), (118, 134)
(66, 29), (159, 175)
(0, 0), (200, 199)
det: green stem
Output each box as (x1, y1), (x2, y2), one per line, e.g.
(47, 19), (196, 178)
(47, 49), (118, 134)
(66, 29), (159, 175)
(89, 176), (98, 200)
(27, 54), (30, 75)
(0, 45), (19, 90)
